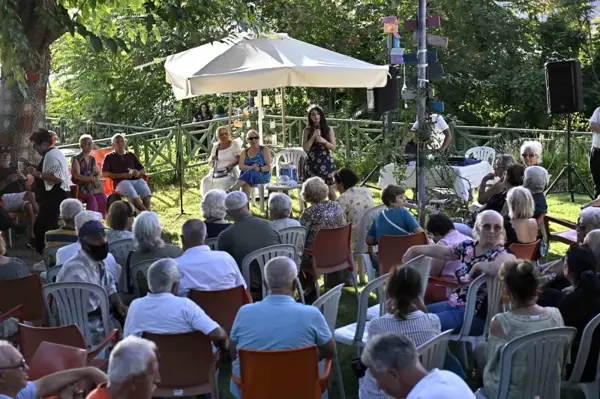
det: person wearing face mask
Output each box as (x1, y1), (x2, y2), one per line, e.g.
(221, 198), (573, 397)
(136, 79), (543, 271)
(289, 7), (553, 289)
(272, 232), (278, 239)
(56, 211), (128, 345)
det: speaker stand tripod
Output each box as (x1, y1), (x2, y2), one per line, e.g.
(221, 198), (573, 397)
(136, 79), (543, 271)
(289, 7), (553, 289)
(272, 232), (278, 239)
(545, 113), (594, 202)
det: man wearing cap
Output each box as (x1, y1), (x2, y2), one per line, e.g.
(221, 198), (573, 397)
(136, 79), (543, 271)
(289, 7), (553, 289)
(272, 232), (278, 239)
(218, 192), (281, 300)
(56, 211), (128, 345)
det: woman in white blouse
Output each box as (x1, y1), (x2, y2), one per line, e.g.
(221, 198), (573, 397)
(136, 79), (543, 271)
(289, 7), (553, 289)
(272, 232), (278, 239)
(201, 126), (242, 196)
(24, 129), (72, 253)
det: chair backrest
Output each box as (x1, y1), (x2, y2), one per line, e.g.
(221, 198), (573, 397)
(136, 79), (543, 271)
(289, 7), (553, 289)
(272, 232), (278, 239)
(458, 274), (505, 339)
(91, 148), (115, 195)
(18, 323), (86, 365)
(509, 240), (540, 261)
(566, 313), (600, 384)
(278, 226), (307, 262)
(312, 283), (344, 332)
(354, 205), (386, 255)
(237, 345), (321, 399)
(205, 237), (219, 251)
(465, 146), (496, 165)
(130, 258), (161, 297)
(43, 245), (66, 269)
(0, 274), (45, 321)
(378, 232), (429, 275)
(354, 273), (389, 345)
(496, 327), (576, 399)
(142, 331), (218, 398)
(418, 329), (453, 371)
(405, 255), (432, 302)
(188, 285), (250, 334)
(42, 282), (111, 347)
(46, 264), (63, 284)
(241, 244), (296, 299)
(28, 341), (88, 381)
(311, 224), (354, 274)
(275, 149), (307, 177)
(109, 238), (134, 292)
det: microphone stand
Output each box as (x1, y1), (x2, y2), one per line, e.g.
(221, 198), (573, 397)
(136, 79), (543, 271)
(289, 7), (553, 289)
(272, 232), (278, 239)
(175, 123), (189, 220)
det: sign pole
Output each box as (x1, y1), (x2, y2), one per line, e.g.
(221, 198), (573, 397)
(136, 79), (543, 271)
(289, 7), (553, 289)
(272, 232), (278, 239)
(416, 0), (428, 226)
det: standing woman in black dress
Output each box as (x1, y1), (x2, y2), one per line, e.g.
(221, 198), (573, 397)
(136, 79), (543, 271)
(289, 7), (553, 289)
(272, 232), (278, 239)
(302, 105), (337, 200)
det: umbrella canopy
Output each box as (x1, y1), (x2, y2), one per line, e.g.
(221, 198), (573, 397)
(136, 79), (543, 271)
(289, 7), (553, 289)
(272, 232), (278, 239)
(165, 33), (389, 99)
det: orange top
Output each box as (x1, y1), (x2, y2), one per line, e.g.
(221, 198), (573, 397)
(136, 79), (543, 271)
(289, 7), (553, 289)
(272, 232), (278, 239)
(85, 383), (111, 399)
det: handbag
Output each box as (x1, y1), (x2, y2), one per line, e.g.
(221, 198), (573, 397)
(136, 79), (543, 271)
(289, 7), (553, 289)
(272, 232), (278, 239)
(212, 168), (229, 179)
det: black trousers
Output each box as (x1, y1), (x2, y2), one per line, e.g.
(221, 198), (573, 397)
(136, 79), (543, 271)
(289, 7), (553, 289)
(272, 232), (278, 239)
(34, 185), (68, 254)
(590, 147), (600, 198)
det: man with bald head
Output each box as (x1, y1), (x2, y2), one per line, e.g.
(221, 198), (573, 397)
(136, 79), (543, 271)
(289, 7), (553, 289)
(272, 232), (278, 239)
(174, 219), (246, 296)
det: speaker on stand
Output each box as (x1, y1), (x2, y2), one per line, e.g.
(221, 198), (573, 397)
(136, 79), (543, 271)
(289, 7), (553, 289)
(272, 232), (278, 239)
(544, 59), (594, 201)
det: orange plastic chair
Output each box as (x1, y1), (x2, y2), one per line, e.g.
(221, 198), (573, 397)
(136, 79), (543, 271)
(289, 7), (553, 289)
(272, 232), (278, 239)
(91, 147), (149, 196)
(0, 274), (45, 323)
(188, 286), (252, 334)
(509, 240), (540, 261)
(232, 345), (332, 399)
(18, 323), (118, 370)
(142, 331), (219, 398)
(28, 341), (87, 381)
(304, 224), (358, 296)
(378, 232), (429, 275)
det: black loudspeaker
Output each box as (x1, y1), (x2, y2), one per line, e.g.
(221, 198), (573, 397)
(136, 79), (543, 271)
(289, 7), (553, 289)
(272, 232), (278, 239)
(545, 59), (584, 114)
(374, 66), (397, 113)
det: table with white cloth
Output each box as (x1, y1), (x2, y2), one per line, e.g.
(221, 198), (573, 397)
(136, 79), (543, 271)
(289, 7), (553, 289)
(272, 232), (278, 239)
(377, 161), (494, 202)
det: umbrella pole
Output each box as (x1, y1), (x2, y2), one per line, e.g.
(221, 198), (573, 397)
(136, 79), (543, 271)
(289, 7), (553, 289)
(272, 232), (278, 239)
(228, 93), (233, 128)
(258, 89), (264, 144)
(281, 87), (286, 147)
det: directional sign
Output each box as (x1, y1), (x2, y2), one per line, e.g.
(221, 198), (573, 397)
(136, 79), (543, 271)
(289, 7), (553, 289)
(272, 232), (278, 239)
(428, 64), (445, 81)
(431, 101), (445, 113)
(390, 48), (405, 65)
(412, 32), (448, 49)
(402, 51), (438, 64)
(383, 16), (398, 33)
(404, 16), (442, 31)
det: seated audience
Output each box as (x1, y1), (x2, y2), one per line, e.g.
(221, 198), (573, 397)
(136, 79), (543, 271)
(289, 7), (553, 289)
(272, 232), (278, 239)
(56, 212), (128, 345)
(404, 210), (515, 334)
(523, 165), (549, 219)
(229, 257), (336, 399)
(44, 198), (83, 249)
(106, 201), (134, 244)
(479, 163), (525, 216)
(366, 184), (423, 246)
(0, 233), (29, 281)
(582, 196), (600, 209)
(361, 333), (475, 399)
(71, 134), (107, 217)
(218, 192), (281, 298)
(0, 147), (37, 243)
(201, 189), (231, 238)
(175, 219), (246, 296)
(334, 168), (375, 249)
(86, 336), (158, 399)
(269, 193), (300, 231)
(478, 260), (564, 399)
(124, 259), (229, 349)
(201, 127), (241, 196)
(0, 341), (107, 399)
(226, 130), (271, 197)
(102, 134), (151, 212)
(584, 229), (600, 263)
(520, 140), (543, 167)
(128, 211), (182, 267)
(56, 211), (120, 281)
(477, 154), (515, 205)
(504, 187), (539, 248)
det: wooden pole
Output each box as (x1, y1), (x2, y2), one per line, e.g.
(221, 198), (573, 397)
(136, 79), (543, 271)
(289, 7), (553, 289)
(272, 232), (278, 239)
(416, 0), (428, 226)
(281, 87), (286, 147)
(228, 93), (233, 128)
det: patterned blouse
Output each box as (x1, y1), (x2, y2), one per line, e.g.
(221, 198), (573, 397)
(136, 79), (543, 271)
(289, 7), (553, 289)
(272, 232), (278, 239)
(448, 241), (507, 318)
(336, 186), (375, 250)
(299, 201), (346, 265)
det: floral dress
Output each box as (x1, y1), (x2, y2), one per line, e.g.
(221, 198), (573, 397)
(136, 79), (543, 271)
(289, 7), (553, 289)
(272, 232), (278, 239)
(448, 241), (507, 318)
(299, 201), (346, 270)
(336, 187), (375, 250)
(304, 128), (336, 185)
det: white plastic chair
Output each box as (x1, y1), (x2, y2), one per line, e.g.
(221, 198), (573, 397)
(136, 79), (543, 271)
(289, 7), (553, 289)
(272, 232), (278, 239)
(353, 205), (385, 284)
(108, 238), (134, 293)
(274, 148), (307, 178)
(450, 274), (504, 368)
(465, 146), (496, 165)
(278, 226), (307, 265)
(494, 327), (577, 399)
(241, 244), (304, 303)
(42, 282), (111, 348)
(561, 313), (600, 399)
(418, 329), (453, 371)
(42, 244), (67, 269)
(312, 283), (345, 399)
(130, 258), (160, 297)
(45, 264), (63, 284)
(249, 148), (277, 213)
(333, 273), (389, 356)
(205, 237), (219, 250)
(366, 255), (432, 321)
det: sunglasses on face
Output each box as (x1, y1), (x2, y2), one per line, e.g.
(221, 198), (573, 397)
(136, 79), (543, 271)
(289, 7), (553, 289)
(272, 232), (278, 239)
(247, 137), (259, 141)
(0, 359), (26, 371)
(522, 153), (536, 158)
(482, 223), (502, 232)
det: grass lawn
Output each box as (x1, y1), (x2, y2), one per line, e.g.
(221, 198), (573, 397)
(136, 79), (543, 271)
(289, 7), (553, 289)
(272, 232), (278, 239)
(149, 173), (583, 399)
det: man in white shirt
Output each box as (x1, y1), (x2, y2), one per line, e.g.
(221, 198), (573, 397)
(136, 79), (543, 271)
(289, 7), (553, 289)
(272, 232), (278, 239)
(175, 219), (246, 296)
(361, 332), (475, 399)
(589, 106), (600, 198)
(123, 259), (229, 353)
(410, 113), (452, 151)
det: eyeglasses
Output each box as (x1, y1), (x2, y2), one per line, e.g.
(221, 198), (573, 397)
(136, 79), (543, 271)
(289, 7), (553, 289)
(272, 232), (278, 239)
(247, 137), (259, 141)
(0, 359), (27, 371)
(522, 153), (536, 158)
(481, 223), (503, 232)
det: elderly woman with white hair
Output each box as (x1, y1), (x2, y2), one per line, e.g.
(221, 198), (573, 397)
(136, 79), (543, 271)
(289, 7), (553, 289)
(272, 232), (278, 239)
(503, 187), (539, 248)
(44, 198), (84, 250)
(201, 189), (231, 238)
(520, 140), (543, 168)
(269, 193), (300, 231)
(128, 211), (182, 268)
(201, 127), (242, 196)
(404, 210), (516, 333)
(523, 165), (549, 219)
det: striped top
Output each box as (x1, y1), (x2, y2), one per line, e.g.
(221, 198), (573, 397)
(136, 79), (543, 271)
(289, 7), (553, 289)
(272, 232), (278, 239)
(359, 311), (441, 399)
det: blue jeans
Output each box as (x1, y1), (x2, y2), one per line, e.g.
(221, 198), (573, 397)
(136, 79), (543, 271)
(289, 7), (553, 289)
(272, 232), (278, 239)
(427, 301), (485, 336)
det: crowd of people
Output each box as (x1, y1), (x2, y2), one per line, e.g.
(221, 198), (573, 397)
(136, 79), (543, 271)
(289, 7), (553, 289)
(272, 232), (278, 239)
(2, 111), (600, 399)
